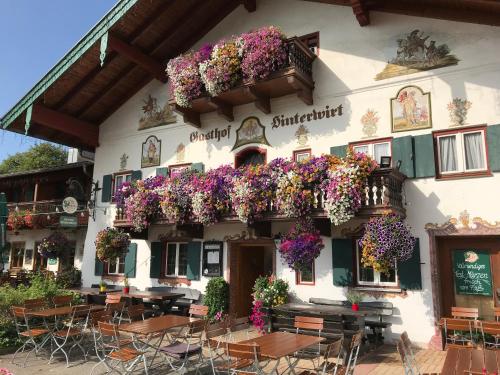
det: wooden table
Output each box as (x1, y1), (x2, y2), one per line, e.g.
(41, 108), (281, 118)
(441, 347), (499, 375)
(27, 304), (105, 318)
(117, 291), (185, 314)
(67, 287), (120, 304)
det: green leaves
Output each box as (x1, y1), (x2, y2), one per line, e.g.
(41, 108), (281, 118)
(0, 143), (67, 175)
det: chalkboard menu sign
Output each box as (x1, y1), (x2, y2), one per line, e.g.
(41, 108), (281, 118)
(453, 249), (492, 296)
(202, 241), (223, 277)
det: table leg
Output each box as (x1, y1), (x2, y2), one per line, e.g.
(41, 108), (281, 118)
(441, 326), (446, 351)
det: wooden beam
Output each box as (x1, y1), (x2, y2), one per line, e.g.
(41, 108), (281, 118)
(170, 103), (201, 128)
(107, 34), (167, 82)
(350, 0), (370, 26)
(208, 98), (234, 122)
(242, 0), (256, 12)
(31, 104), (99, 147)
(245, 86), (271, 114)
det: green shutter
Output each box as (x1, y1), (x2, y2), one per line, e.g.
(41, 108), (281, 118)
(95, 257), (104, 276)
(487, 124), (500, 172)
(330, 145), (347, 158)
(186, 241), (201, 281)
(101, 174), (112, 203)
(150, 241), (163, 278)
(392, 136), (415, 178)
(131, 170), (142, 181)
(331, 239), (353, 286)
(191, 163), (205, 173)
(124, 243), (137, 278)
(398, 238), (422, 290)
(413, 134), (436, 178)
(156, 167), (169, 177)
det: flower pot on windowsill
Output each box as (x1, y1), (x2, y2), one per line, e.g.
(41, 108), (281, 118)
(123, 287), (130, 294)
(99, 286), (106, 293)
(351, 303), (359, 311)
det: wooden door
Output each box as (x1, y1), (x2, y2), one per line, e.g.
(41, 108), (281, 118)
(437, 237), (500, 320)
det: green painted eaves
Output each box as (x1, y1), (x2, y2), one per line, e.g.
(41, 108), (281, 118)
(0, 0), (138, 130)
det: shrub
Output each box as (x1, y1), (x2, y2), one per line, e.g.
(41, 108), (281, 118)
(56, 266), (82, 288)
(203, 277), (229, 321)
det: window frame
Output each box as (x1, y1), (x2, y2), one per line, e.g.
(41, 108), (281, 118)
(234, 147), (267, 168)
(112, 170), (132, 202)
(293, 149), (312, 162)
(168, 163), (192, 179)
(299, 31), (320, 55)
(162, 242), (188, 278)
(349, 137), (393, 166)
(9, 242), (25, 269)
(355, 240), (399, 288)
(296, 261), (315, 285)
(105, 254), (125, 276)
(433, 125), (490, 179)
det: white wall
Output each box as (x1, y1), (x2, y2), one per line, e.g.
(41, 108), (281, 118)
(81, 0), (500, 344)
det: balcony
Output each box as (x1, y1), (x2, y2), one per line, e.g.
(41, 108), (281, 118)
(6, 199), (89, 231)
(169, 37), (317, 128)
(114, 168), (406, 228)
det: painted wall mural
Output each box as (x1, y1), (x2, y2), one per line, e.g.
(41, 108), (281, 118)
(232, 117), (270, 151)
(141, 135), (161, 168)
(361, 109), (379, 138)
(295, 124), (309, 146)
(139, 94), (177, 130)
(448, 98), (472, 127)
(176, 143), (186, 162)
(391, 86), (432, 132)
(119, 153), (129, 171)
(376, 30), (459, 80)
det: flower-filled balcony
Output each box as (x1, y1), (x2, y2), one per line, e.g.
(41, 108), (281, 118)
(113, 153), (406, 230)
(167, 26), (317, 128)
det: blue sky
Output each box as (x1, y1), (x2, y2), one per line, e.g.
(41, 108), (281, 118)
(0, 0), (117, 161)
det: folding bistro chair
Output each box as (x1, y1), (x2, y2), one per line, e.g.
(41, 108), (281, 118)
(23, 297), (46, 311)
(10, 306), (50, 367)
(91, 321), (148, 375)
(479, 320), (500, 349)
(49, 304), (91, 367)
(224, 342), (274, 375)
(442, 317), (475, 347)
(52, 295), (73, 308)
(159, 319), (206, 374)
(289, 316), (324, 370)
(189, 304), (209, 319)
(338, 331), (363, 375)
(494, 307), (500, 322)
(204, 321), (230, 375)
(105, 293), (126, 323)
(297, 337), (344, 375)
(451, 306), (479, 320)
(400, 332), (417, 369)
(228, 316), (254, 341)
(397, 338), (439, 375)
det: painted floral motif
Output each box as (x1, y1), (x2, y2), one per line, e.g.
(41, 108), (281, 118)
(361, 109), (379, 138)
(447, 98), (472, 127)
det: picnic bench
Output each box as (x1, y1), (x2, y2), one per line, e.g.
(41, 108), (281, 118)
(146, 286), (202, 315)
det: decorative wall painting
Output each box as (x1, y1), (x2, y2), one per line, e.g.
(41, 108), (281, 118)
(391, 86), (432, 132)
(232, 116), (270, 151)
(138, 94), (176, 130)
(361, 109), (379, 138)
(119, 153), (129, 171)
(295, 124), (309, 146)
(141, 135), (161, 168)
(376, 29), (459, 80)
(176, 143), (186, 162)
(448, 98), (472, 127)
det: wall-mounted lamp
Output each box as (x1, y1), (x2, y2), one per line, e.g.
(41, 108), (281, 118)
(380, 156), (392, 168)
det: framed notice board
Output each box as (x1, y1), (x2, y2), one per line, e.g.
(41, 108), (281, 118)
(202, 241), (223, 277)
(453, 249), (492, 296)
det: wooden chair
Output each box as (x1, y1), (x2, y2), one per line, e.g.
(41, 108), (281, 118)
(478, 321), (500, 349)
(451, 306), (479, 320)
(105, 295), (126, 323)
(442, 318), (475, 347)
(23, 297), (46, 311)
(291, 316), (324, 369)
(189, 304), (209, 319)
(52, 294), (73, 307)
(224, 342), (273, 375)
(494, 307), (500, 322)
(205, 321), (230, 375)
(298, 337), (344, 375)
(10, 306), (50, 367)
(397, 338), (439, 375)
(228, 316), (253, 341)
(91, 321), (148, 375)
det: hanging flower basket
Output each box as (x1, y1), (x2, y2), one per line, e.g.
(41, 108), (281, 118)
(358, 214), (416, 276)
(124, 176), (165, 232)
(37, 231), (70, 258)
(95, 227), (130, 261)
(279, 219), (324, 270)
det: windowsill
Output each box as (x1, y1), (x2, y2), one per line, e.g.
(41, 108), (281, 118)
(158, 277), (191, 286)
(102, 274), (125, 282)
(354, 286), (402, 293)
(296, 282), (315, 286)
(436, 171), (492, 180)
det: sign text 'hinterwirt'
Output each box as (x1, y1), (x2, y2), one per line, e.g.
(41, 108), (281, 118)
(271, 104), (343, 129)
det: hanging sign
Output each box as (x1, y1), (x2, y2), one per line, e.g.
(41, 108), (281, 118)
(453, 249), (492, 296)
(59, 215), (78, 228)
(62, 197), (78, 214)
(202, 241), (223, 277)
(48, 258), (58, 266)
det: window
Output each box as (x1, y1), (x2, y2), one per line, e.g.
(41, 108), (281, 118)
(33, 242), (48, 271)
(165, 243), (188, 277)
(293, 149), (312, 162)
(235, 148), (266, 168)
(107, 255), (125, 275)
(9, 242), (25, 269)
(169, 164), (191, 179)
(299, 32), (319, 55)
(351, 139), (392, 165)
(435, 127), (488, 177)
(296, 262), (315, 285)
(356, 242), (398, 287)
(113, 173), (131, 197)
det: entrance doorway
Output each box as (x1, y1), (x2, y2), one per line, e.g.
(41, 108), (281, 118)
(437, 236), (500, 320)
(229, 242), (275, 318)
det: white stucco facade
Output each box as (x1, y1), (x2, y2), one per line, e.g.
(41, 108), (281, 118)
(80, 0), (500, 344)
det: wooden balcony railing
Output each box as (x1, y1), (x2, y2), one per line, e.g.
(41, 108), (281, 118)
(169, 37), (317, 128)
(114, 168), (406, 227)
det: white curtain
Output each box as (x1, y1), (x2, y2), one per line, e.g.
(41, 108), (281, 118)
(353, 145), (369, 155)
(464, 132), (485, 170)
(439, 136), (457, 172)
(374, 143), (391, 164)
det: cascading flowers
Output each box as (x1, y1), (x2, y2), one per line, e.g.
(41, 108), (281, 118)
(358, 214), (416, 275)
(37, 231), (70, 258)
(279, 219), (324, 270)
(95, 227), (130, 261)
(160, 169), (197, 224)
(124, 176), (165, 232)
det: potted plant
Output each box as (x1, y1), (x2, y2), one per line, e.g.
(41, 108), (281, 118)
(123, 276), (130, 294)
(99, 280), (107, 293)
(37, 232), (70, 258)
(346, 291), (363, 311)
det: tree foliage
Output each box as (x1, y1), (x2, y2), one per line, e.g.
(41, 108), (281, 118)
(0, 143), (68, 174)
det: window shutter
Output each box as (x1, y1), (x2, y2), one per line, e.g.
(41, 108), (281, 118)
(156, 167), (169, 177)
(331, 239), (353, 286)
(150, 241), (163, 278)
(398, 238), (422, 290)
(186, 241), (201, 280)
(131, 170), (142, 181)
(101, 174), (113, 203)
(392, 136), (415, 178)
(330, 145), (347, 158)
(191, 163), (205, 173)
(95, 257), (104, 276)
(124, 243), (137, 278)
(487, 124), (500, 172)
(413, 134), (436, 178)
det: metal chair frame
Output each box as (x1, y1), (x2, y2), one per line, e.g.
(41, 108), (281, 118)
(479, 320), (500, 349)
(290, 316), (325, 371)
(224, 342), (276, 375)
(205, 321), (230, 375)
(443, 318), (475, 347)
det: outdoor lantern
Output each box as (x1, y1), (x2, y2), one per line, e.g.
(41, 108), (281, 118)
(380, 156), (392, 168)
(273, 237), (282, 249)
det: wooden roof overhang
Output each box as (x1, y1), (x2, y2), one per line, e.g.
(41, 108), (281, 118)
(0, 0), (256, 151)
